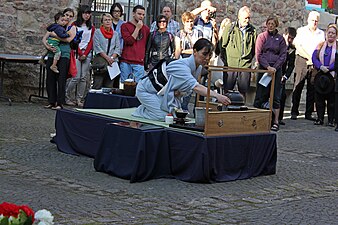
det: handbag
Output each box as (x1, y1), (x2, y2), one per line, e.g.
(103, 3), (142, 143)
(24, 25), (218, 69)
(92, 38), (112, 75)
(68, 50), (77, 78)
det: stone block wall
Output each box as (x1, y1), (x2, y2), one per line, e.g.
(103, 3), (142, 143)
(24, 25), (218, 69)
(177, 0), (306, 33)
(0, 0), (79, 101)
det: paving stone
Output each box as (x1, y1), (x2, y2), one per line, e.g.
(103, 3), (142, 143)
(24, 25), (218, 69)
(0, 102), (337, 224)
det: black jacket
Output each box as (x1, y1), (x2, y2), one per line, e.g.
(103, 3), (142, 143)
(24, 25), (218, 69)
(145, 30), (174, 69)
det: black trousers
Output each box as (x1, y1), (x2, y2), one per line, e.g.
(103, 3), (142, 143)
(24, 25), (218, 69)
(335, 92), (338, 123)
(279, 83), (287, 121)
(92, 72), (119, 89)
(46, 57), (69, 105)
(315, 90), (335, 122)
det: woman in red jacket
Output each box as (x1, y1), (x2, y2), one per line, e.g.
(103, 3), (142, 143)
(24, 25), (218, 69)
(65, 5), (95, 107)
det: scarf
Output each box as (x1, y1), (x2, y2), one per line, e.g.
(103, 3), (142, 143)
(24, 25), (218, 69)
(318, 41), (336, 77)
(100, 25), (113, 39)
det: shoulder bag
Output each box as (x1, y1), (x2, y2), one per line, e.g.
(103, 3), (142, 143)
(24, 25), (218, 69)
(92, 38), (112, 75)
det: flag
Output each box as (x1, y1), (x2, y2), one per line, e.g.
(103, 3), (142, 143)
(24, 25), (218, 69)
(328, 0), (334, 8)
(322, 0), (328, 8)
(307, 0), (322, 4)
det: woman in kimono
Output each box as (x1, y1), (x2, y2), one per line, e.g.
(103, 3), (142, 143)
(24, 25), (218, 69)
(132, 38), (231, 121)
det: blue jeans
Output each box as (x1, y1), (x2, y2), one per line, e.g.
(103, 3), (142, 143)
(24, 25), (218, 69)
(120, 62), (145, 83)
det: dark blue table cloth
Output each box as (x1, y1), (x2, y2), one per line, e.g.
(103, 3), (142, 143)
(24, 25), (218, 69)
(167, 130), (277, 183)
(54, 109), (119, 157)
(94, 123), (171, 182)
(84, 92), (140, 109)
(54, 109), (277, 183)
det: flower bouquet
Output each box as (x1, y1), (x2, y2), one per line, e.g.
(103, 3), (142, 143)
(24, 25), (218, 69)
(0, 202), (54, 225)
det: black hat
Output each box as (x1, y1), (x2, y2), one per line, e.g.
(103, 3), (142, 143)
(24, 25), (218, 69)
(314, 71), (335, 95)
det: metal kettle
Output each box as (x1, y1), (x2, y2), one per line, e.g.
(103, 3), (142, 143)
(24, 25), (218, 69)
(215, 79), (247, 111)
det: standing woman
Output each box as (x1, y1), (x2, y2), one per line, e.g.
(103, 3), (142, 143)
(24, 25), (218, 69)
(43, 8), (76, 109)
(254, 16), (287, 131)
(92, 13), (120, 89)
(110, 2), (125, 54)
(65, 5), (95, 107)
(312, 23), (337, 127)
(145, 15), (175, 71)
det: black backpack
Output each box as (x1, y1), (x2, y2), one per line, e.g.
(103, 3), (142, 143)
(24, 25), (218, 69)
(70, 29), (84, 50)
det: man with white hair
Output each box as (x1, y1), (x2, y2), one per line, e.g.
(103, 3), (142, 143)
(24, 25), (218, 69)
(220, 6), (256, 98)
(290, 10), (325, 121)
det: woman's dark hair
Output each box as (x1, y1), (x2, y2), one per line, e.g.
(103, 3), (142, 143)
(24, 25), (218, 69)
(193, 38), (214, 53)
(63, 8), (75, 16)
(74, 5), (92, 29)
(156, 15), (168, 28)
(110, 3), (123, 17)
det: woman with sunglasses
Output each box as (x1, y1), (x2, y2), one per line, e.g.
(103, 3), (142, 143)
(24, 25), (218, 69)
(65, 5), (95, 107)
(144, 15), (175, 71)
(43, 8), (76, 110)
(133, 38), (230, 121)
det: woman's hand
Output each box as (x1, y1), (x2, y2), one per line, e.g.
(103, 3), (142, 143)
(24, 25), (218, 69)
(267, 66), (276, 72)
(216, 93), (231, 105)
(106, 56), (114, 66)
(79, 55), (87, 61)
(46, 44), (56, 53)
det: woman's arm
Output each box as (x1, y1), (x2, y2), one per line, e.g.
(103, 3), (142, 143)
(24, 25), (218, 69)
(42, 31), (56, 52)
(193, 83), (231, 105)
(312, 49), (322, 70)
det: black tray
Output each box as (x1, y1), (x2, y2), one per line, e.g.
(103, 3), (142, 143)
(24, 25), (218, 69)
(169, 123), (204, 132)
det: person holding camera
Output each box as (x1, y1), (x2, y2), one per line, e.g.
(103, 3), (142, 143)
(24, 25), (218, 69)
(191, 0), (218, 47)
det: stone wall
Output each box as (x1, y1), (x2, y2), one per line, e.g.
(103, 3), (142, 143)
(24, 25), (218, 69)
(0, 0), (79, 101)
(177, 0), (306, 33)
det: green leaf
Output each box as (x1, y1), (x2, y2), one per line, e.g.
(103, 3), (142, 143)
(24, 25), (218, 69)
(0, 216), (9, 225)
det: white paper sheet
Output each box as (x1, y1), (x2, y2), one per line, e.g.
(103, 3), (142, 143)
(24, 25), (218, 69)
(107, 62), (120, 80)
(259, 72), (272, 87)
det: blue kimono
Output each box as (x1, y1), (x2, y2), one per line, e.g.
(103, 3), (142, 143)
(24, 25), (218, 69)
(132, 55), (202, 121)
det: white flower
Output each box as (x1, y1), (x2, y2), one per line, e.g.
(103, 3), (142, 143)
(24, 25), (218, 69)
(34, 209), (54, 225)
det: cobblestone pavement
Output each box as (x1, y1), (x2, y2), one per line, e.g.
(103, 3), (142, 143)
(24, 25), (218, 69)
(0, 102), (337, 224)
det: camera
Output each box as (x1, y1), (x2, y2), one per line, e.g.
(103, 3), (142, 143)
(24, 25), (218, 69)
(208, 11), (216, 19)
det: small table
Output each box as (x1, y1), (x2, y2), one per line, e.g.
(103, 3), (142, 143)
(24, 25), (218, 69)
(84, 92), (140, 109)
(0, 54), (46, 105)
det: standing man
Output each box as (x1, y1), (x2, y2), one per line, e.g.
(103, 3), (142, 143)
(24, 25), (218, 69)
(279, 27), (297, 125)
(150, 3), (180, 36)
(220, 6), (256, 99)
(120, 5), (150, 83)
(290, 11), (325, 120)
(191, 0), (218, 47)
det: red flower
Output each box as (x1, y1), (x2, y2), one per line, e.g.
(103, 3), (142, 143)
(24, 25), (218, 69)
(20, 205), (35, 222)
(0, 202), (20, 217)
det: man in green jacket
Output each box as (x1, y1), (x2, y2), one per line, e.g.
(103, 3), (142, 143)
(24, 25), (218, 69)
(221, 6), (256, 99)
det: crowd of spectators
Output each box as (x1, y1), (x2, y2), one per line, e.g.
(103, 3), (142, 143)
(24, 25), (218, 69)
(41, 1), (338, 132)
